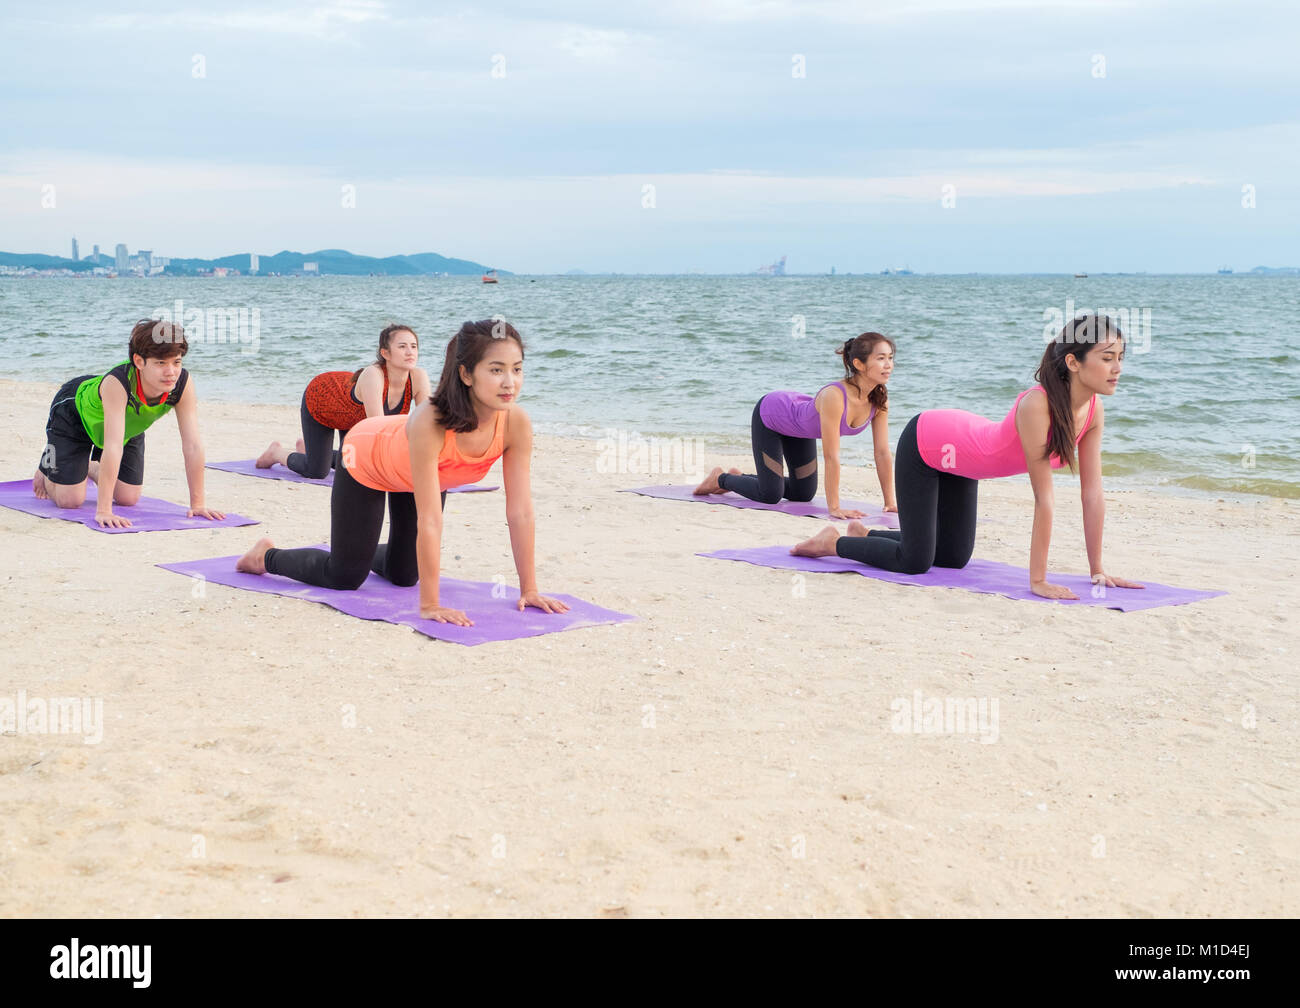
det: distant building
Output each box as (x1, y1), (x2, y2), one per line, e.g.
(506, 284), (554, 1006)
(115, 244), (128, 273)
(71, 237), (79, 262)
(249, 253), (259, 274)
(92, 244), (100, 260)
(139, 250), (153, 269)
(302, 262), (319, 274)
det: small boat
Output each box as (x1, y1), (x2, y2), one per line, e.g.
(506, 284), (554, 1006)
(1217, 266), (1233, 274)
(1074, 272), (1088, 278)
(482, 269), (498, 284)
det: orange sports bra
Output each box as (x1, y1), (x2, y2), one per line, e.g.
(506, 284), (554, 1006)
(342, 409), (507, 493)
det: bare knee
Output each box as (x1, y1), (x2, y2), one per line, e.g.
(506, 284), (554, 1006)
(50, 484), (87, 509)
(114, 484), (143, 506)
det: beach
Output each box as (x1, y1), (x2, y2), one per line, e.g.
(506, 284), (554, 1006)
(1, 378), (1295, 917)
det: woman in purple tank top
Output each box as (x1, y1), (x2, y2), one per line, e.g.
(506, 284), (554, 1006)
(693, 333), (898, 518)
(792, 314), (1144, 600)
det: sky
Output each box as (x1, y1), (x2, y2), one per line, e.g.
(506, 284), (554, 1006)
(2, 0), (1296, 273)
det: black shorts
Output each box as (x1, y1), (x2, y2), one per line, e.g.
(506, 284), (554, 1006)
(38, 375), (146, 487)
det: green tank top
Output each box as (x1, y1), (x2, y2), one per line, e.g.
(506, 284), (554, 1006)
(74, 361), (189, 448)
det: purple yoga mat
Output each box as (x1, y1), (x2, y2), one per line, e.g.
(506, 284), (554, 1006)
(157, 551), (634, 645)
(622, 484), (900, 527)
(0, 479), (257, 535)
(206, 459), (497, 493)
(700, 545), (1224, 612)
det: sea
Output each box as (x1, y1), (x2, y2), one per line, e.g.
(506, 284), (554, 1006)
(2, 274), (1296, 500)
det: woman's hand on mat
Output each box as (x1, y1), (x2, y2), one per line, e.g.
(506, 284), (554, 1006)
(421, 604), (474, 626)
(519, 590), (570, 614)
(829, 506), (865, 519)
(188, 505), (227, 521)
(1031, 580), (1078, 600)
(882, 502), (899, 513)
(1092, 572), (1145, 590)
(94, 509), (132, 529)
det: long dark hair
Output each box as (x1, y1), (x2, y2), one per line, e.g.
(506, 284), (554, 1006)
(1035, 312), (1122, 472)
(351, 323), (417, 387)
(837, 332), (894, 413)
(432, 319), (525, 432)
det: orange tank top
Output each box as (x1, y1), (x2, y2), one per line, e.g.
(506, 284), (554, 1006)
(343, 409), (507, 493)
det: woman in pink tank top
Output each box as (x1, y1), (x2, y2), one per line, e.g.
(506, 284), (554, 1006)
(694, 332), (898, 518)
(237, 320), (571, 626)
(793, 314), (1144, 600)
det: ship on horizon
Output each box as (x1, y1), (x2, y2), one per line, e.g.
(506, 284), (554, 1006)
(754, 255), (787, 276)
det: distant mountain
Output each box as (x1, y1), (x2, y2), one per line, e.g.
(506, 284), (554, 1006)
(166, 248), (507, 276)
(0, 248), (508, 276)
(0, 251), (96, 272)
(1249, 265), (1300, 275)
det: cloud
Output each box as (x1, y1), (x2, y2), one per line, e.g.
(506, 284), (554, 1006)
(90, 0), (390, 40)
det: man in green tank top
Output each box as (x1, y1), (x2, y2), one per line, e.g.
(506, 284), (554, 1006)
(33, 318), (225, 529)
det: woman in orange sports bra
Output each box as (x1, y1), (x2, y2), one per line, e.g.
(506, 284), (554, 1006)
(254, 323), (432, 478)
(237, 320), (569, 627)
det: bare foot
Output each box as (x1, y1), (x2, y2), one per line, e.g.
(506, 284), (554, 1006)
(693, 466), (724, 495)
(695, 466), (740, 495)
(86, 460), (99, 484)
(235, 537), (274, 574)
(255, 442), (281, 469)
(295, 438), (305, 454)
(32, 469), (48, 499)
(790, 525), (841, 558)
(846, 519), (869, 537)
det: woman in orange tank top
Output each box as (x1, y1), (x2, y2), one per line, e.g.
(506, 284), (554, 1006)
(238, 320), (569, 627)
(253, 324), (432, 478)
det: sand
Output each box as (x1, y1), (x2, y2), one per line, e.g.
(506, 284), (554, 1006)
(0, 378), (1295, 917)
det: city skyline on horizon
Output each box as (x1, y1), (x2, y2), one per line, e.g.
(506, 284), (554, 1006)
(7, 237), (1290, 277)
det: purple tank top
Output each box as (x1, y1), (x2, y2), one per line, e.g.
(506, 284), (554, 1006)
(759, 382), (874, 440)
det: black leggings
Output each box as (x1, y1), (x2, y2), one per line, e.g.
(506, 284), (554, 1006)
(717, 398), (818, 504)
(264, 463), (445, 590)
(835, 413), (977, 575)
(286, 391), (342, 479)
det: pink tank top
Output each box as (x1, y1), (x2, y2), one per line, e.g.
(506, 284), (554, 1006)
(759, 382), (874, 440)
(916, 386), (1096, 480)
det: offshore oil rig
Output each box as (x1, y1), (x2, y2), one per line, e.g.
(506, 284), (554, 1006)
(754, 255), (787, 276)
